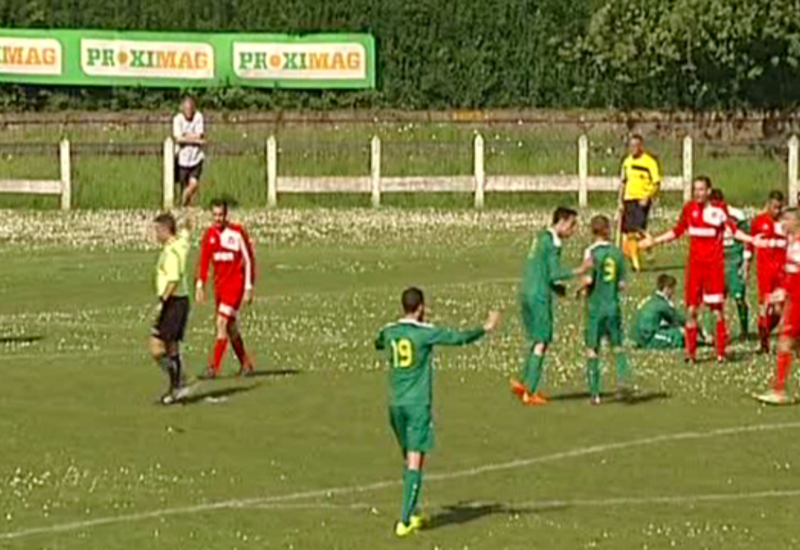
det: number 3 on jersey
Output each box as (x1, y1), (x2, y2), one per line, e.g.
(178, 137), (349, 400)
(602, 257), (617, 283)
(390, 338), (414, 368)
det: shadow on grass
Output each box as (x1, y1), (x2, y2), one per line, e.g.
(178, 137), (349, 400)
(0, 335), (43, 344)
(429, 501), (565, 530)
(208, 368), (301, 381)
(180, 384), (259, 405)
(549, 390), (670, 405)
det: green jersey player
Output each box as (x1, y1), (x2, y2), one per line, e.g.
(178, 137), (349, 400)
(510, 207), (584, 406)
(634, 274), (686, 349)
(375, 287), (501, 538)
(576, 215), (631, 404)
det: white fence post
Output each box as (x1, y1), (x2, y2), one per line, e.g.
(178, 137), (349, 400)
(162, 137), (175, 210)
(474, 133), (485, 209)
(682, 135), (693, 203)
(578, 135), (588, 208)
(789, 135), (799, 208)
(267, 135), (277, 208)
(59, 139), (71, 211)
(370, 135), (381, 208)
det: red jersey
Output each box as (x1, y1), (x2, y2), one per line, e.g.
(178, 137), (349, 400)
(785, 235), (800, 298)
(196, 223), (255, 294)
(750, 212), (787, 271)
(672, 201), (737, 264)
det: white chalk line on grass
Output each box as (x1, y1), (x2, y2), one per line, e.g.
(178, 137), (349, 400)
(245, 488), (800, 512)
(2, 421), (800, 541)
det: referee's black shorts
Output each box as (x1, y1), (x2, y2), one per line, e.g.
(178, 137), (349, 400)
(622, 199), (652, 233)
(152, 296), (190, 343)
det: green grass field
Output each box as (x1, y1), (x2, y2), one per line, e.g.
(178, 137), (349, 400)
(0, 207), (798, 549)
(0, 120), (789, 209)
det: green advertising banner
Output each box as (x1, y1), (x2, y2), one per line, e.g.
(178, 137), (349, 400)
(0, 29), (375, 89)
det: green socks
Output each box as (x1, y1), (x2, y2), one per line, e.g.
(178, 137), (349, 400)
(523, 351), (545, 393)
(587, 357), (601, 397)
(401, 468), (423, 525)
(615, 352), (630, 386)
(736, 300), (749, 338)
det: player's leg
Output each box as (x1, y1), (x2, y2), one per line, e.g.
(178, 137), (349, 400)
(757, 270), (773, 353)
(703, 263), (728, 361)
(584, 315), (602, 403)
(181, 164), (202, 206)
(513, 299), (550, 403)
(148, 335), (177, 399)
(684, 263), (702, 362)
(757, 300), (799, 404)
(204, 312), (230, 378)
(395, 406), (432, 536)
(608, 313), (631, 391)
(228, 319), (254, 375)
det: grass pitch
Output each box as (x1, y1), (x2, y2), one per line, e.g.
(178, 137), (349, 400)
(0, 208), (798, 549)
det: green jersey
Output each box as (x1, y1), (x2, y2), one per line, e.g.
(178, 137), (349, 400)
(723, 207), (750, 268)
(583, 241), (625, 313)
(375, 319), (485, 407)
(635, 291), (684, 337)
(521, 228), (574, 301)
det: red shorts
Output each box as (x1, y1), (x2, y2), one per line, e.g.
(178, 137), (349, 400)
(685, 261), (725, 309)
(781, 296), (800, 339)
(757, 265), (785, 305)
(215, 286), (245, 319)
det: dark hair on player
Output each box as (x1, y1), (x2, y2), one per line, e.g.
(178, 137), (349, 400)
(694, 175), (712, 189)
(657, 274), (677, 291)
(709, 188), (724, 202)
(210, 198), (229, 213)
(630, 134), (644, 143)
(402, 287), (425, 314)
(769, 190), (785, 203)
(590, 214), (611, 236)
(154, 212), (176, 235)
(552, 206), (578, 226)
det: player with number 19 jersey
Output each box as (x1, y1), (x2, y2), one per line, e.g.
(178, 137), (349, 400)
(375, 320), (485, 452)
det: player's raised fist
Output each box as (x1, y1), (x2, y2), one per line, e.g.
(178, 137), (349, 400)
(484, 310), (502, 332)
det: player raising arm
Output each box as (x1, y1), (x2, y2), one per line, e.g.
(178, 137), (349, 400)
(375, 287), (501, 537)
(755, 208), (800, 405)
(640, 177), (759, 363)
(195, 199), (257, 378)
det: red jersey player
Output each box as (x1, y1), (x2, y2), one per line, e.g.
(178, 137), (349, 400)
(195, 199), (256, 378)
(755, 207), (800, 405)
(641, 176), (757, 363)
(750, 190), (787, 353)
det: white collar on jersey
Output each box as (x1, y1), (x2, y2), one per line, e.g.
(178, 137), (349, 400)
(548, 227), (562, 248)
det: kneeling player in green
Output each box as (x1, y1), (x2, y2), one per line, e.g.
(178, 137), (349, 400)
(510, 207), (585, 406)
(578, 215), (631, 404)
(634, 274), (686, 349)
(375, 287), (501, 537)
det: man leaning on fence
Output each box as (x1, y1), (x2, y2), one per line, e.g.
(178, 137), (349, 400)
(173, 97), (205, 207)
(618, 134), (661, 273)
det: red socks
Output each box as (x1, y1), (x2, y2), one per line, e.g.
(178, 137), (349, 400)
(209, 338), (228, 373)
(686, 325), (698, 361)
(775, 351), (792, 392)
(230, 334), (252, 368)
(715, 317), (727, 359)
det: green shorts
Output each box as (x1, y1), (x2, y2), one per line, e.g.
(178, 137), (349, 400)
(389, 404), (434, 454)
(725, 265), (746, 301)
(585, 310), (623, 349)
(636, 326), (684, 349)
(521, 298), (553, 344)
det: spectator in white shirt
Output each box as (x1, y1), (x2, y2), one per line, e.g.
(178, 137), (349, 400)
(172, 97), (205, 206)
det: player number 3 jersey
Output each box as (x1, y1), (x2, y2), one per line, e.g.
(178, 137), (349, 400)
(196, 224), (255, 293)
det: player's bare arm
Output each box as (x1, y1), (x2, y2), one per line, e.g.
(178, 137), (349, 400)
(483, 310), (502, 332)
(640, 229), (676, 250)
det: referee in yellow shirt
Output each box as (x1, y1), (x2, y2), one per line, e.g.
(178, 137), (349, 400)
(149, 212), (192, 405)
(618, 134), (661, 272)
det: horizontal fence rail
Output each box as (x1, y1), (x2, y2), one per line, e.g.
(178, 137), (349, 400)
(1, 133), (797, 210)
